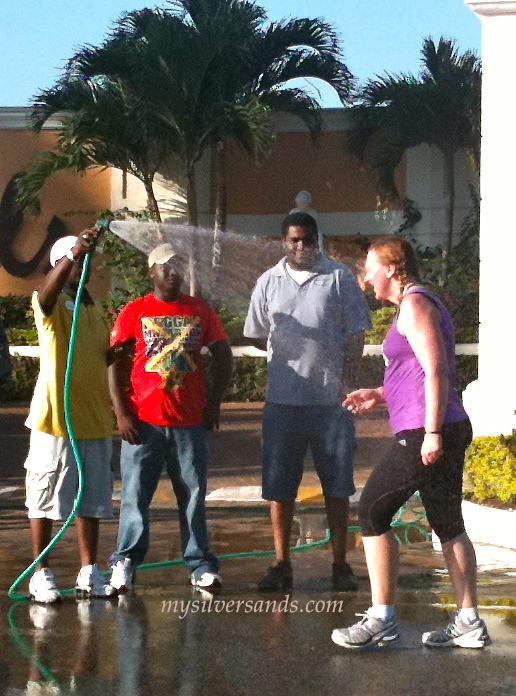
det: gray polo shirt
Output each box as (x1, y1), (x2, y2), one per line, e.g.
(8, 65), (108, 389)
(244, 255), (371, 406)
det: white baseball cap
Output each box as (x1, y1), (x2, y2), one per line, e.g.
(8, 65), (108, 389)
(148, 243), (182, 268)
(49, 236), (78, 267)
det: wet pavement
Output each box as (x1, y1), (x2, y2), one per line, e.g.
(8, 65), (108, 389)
(1, 403), (516, 696)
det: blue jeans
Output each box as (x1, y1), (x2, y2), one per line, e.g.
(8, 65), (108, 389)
(112, 420), (218, 577)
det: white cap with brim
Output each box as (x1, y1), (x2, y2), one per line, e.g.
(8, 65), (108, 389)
(148, 243), (181, 268)
(49, 236), (78, 267)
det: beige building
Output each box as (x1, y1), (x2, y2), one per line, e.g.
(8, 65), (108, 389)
(1, 106), (477, 296)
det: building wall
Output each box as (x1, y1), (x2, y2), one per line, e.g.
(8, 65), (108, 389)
(211, 109), (477, 248)
(0, 108), (112, 297)
(108, 108), (478, 249)
(0, 106), (479, 297)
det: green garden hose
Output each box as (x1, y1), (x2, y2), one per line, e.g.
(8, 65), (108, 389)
(8, 252), (93, 601)
(7, 225), (429, 602)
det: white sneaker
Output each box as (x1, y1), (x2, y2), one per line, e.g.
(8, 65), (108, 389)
(109, 558), (135, 593)
(29, 568), (62, 604)
(422, 614), (492, 648)
(190, 571), (222, 591)
(332, 611), (400, 649)
(75, 563), (117, 598)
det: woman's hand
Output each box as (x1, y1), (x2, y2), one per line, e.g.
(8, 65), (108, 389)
(343, 388), (383, 415)
(421, 433), (442, 466)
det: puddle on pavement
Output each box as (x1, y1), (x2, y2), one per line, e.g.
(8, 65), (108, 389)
(2, 511), (516, 696)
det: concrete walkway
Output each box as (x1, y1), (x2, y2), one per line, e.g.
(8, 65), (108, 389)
(1, 403), (516, 696)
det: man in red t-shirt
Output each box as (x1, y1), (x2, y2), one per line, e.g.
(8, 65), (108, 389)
(108, 244), (233, 592)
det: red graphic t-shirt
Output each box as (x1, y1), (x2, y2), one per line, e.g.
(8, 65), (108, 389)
(110, 293), (228, 427)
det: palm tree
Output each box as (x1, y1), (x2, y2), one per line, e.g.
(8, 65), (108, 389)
(73, 1), (352, 229)
(17, 1), (352, 294)
(349, 37), (481, 280)
(67, 1), (352, 294)
(16, 72), (170, 221)
(203, 7), (353, 232)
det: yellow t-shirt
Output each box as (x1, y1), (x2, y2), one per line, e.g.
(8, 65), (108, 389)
(25, 292), (114, 439)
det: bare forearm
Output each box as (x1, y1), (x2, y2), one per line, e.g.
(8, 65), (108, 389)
(207, 342), (234, 404)
(39, 259), (77, 314)
(424, 368), (448, 432)
(108, 358), (133, 418)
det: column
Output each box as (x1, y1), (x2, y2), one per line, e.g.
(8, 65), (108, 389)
(462, 1), (516, 435)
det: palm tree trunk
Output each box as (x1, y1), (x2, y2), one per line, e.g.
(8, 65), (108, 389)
(214, 141), (228, 234)
(185, 166), (198, 296)
(143, 177), (161, 222)
(441, 148), (456, 283)
(212, 141), (228, 308)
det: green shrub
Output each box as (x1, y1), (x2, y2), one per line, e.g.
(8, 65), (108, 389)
(0, 347), (477, 404)
(226, 357), (269, 401)
(455, 355), (477, 393)
(464, 435), (516, 504)
(0, 356), (39, 402)
(101, 228), (152, 315)
(365, 307), (396, 345)
(0, 295), (35, 329)
(6, 328), (38, 346)
(217, 307), (247, 346)
(204, 355), (268, 402)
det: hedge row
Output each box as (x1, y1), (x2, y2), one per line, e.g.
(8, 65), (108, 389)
(1, 354), (478, 404)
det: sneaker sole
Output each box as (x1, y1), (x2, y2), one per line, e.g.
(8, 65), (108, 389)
(191, 580), (222, 591)
(332, 628), (400, 649)
(75, 588), (118, 599)
(29, 594), (63, 605)
(111, 584), (131, 594)
(422, 628), (492, 649)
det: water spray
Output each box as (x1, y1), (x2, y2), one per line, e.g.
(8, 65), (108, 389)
(6, 219), (316, 602)
(7, 218), (429, 602)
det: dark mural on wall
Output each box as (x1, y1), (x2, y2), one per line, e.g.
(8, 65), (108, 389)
(0, 175), (67, 278)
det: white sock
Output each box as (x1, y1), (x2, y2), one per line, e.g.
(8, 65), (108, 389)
(457, 607), (480, 624)
(368, 604), (396, 622)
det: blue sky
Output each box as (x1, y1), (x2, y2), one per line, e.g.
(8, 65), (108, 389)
(2, 0), (481, 108)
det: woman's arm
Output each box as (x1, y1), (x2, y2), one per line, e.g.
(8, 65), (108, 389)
(398, 293), (448, 465)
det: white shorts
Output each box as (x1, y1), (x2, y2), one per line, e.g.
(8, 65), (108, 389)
(24, 430), (113, 520)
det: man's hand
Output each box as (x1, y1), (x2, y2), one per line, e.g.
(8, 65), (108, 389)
(116, 411), (140, 445)
(203, 400), (221, 432)
(71, 228), (101, 261)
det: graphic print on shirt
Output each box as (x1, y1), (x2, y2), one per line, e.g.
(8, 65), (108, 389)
(141, 315), (201, 390)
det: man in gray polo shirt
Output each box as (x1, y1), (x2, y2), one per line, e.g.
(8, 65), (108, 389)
(244, 212), (371, 592)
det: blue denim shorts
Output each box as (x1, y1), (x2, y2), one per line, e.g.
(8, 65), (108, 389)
(262, 403), (356, 500)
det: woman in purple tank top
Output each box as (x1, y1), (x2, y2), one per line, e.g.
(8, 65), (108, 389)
(331, 236), (490, 651)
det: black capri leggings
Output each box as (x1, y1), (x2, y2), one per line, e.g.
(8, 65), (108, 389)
(358, 419), (472, 543)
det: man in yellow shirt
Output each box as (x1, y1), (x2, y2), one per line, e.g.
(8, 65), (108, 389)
(24, 230), (116, 602)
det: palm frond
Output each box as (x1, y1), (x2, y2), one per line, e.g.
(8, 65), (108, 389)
(16, 150), (97, 214)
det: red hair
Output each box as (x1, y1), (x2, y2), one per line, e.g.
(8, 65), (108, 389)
(369, 236), (420, 284)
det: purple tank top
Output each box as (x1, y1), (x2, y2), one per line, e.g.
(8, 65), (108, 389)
(382, 287), (468, 434)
